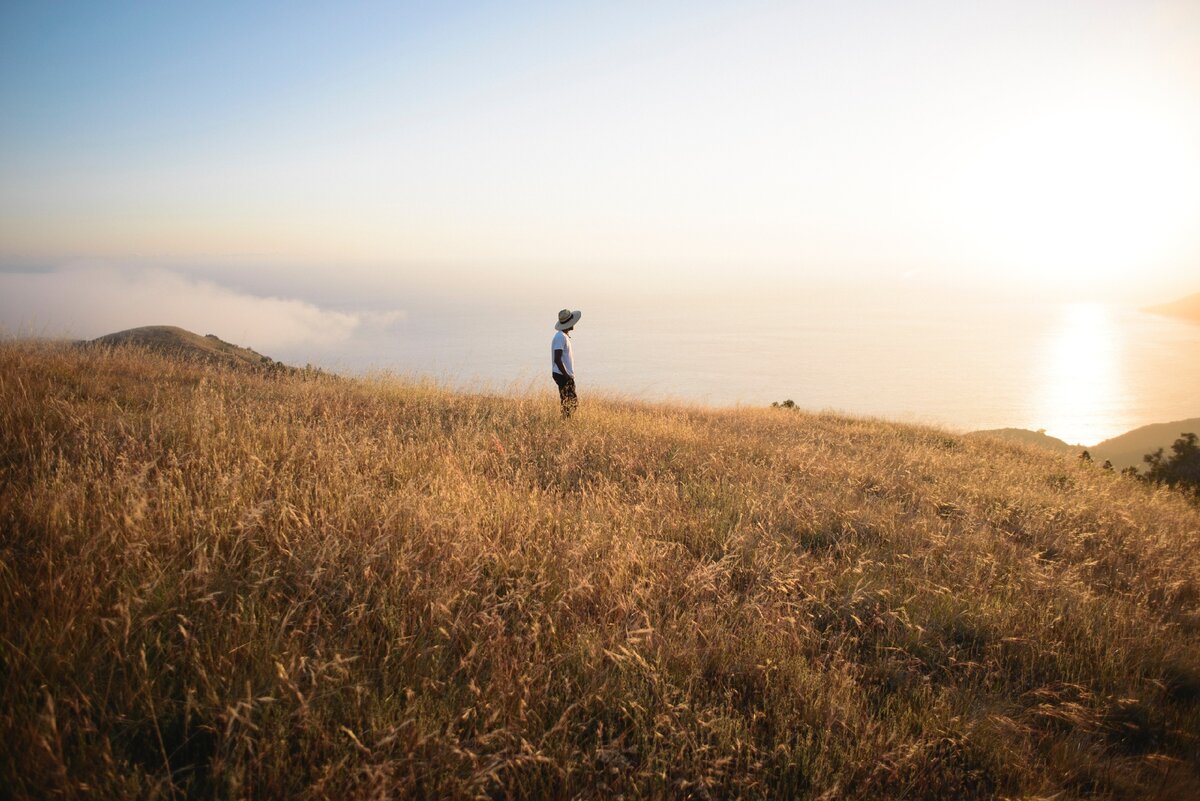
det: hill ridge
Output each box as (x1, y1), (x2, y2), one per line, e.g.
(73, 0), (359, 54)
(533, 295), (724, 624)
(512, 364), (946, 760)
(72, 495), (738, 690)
(87, 324), (289, 372)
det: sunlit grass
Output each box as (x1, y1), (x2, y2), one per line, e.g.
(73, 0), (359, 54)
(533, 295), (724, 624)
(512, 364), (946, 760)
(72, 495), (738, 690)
(2, 340), (1198, 799)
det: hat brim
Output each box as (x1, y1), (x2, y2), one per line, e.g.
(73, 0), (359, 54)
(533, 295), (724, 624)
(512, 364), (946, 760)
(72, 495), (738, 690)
(555, 310), (582, 331)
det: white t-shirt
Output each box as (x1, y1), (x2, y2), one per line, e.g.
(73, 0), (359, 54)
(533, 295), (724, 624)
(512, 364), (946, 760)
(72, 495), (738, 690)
(551, 330), (574, 376)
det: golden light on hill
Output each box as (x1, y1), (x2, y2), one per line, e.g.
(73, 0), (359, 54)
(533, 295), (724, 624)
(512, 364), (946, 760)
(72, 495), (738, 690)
(3, 339), (1199, 797)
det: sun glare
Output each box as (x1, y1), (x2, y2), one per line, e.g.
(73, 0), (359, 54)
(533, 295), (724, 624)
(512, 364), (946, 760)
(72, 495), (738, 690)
(1032, 302), (1123, 445)
(957, 103), (1197, 287)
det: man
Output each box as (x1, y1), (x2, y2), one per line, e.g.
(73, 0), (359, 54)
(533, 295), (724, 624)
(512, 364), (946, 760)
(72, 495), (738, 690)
(551, 308), (581, 418)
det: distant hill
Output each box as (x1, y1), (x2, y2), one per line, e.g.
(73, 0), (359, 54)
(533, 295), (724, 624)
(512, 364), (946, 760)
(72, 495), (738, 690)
(1091, 418), (1200, 472)
(971, 419), (1200, 472)
(1144, 291), (1200, 323)
(87, 325), (288, 372)
(967, 427), (1078, 454)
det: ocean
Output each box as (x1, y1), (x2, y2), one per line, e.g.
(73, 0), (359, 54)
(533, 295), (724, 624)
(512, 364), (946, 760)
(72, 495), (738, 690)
(281, 292), (1200, 447)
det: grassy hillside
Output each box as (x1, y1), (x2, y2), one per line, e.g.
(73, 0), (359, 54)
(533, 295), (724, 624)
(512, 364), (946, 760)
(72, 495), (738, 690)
(88, 325), (291, 373)
(2, 341), (1199, 800)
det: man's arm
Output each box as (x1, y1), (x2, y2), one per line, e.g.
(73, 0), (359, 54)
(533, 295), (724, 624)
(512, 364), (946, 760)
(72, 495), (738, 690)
(554, 348), (569, 377)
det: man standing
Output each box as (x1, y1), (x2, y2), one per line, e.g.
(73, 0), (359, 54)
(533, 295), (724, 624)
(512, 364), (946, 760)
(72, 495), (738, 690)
(552, 308), (581, 418)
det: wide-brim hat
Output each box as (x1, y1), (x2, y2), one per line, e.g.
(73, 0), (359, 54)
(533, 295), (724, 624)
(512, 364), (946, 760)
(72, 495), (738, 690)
(555, 308), (582, 331)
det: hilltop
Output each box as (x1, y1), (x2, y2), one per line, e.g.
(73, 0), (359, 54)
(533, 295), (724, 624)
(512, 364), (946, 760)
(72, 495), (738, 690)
(86, 325), (291, 372)
(1144, 292), (1200, 324)
(2, 341), (1199, 800)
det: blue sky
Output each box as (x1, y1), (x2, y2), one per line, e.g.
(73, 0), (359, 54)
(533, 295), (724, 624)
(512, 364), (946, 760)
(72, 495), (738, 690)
(2, 0), (1199, 342)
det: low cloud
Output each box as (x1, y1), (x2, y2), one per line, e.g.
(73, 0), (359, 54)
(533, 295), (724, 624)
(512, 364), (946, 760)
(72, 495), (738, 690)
(0, 265), (402, 351)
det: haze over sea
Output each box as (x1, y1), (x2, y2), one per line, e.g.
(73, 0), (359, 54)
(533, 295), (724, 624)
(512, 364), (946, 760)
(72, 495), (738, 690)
(276, 289), (1200, 448)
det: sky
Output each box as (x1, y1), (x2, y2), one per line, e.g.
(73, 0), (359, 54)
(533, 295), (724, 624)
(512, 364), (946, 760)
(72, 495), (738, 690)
(2, 0), (1200, 347)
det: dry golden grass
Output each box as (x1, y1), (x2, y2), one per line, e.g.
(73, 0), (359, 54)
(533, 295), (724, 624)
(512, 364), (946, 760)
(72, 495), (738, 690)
(2, 340), (1199, 800)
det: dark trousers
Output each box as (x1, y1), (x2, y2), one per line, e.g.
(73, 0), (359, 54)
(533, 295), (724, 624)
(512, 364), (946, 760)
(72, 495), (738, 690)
(552, 372), (577, 417)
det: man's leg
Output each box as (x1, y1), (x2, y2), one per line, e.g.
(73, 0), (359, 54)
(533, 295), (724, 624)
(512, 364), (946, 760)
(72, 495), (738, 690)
(561, 376), (577, 418)
(553, 372), (570, 418)
(553, 372), (576, 418)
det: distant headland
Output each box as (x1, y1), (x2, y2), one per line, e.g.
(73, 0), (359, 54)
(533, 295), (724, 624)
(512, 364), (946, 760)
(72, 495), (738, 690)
(1143, 291), (1200, 324)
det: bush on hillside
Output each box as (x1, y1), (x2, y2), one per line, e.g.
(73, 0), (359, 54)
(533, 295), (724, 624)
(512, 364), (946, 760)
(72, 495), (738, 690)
(1142, 432), (1200, 500)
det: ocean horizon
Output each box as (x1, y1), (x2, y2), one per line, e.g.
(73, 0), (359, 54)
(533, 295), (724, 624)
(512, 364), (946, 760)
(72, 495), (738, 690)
(273, 292), (1200, 447)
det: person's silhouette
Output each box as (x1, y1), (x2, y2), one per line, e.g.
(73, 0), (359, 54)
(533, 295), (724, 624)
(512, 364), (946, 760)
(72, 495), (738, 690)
(551, 309), (581, 418)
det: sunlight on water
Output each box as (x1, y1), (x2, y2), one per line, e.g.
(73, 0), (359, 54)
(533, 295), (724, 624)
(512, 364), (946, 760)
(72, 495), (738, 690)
(1034, 303), (1123, 444)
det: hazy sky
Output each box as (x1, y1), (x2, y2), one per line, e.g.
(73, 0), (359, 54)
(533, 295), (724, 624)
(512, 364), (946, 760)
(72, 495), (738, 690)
(2, 0), (1199, 342)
